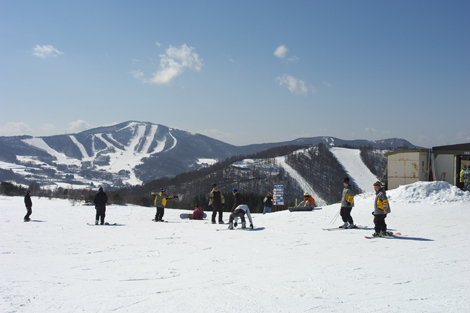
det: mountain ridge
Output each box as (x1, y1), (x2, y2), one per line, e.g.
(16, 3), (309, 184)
(0, 120), (418, 189)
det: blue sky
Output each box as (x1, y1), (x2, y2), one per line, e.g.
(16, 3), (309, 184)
(1, 0), (469, 147)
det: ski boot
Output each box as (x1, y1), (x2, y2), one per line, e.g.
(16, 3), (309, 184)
(228, 223), (234, 230)
(372, 232), (380, 237)
(95, 220), (99, 225)
(348, 224), (357, 229)
(339, 222), (348, 228)
(218, 220), (224, 224)
(241, 222), (246, 229)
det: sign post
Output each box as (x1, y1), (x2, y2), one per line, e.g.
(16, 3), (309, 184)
(273, 182), (284, 211)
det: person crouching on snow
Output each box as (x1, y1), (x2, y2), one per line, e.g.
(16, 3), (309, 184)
(229, 207), (254, 230)
(372, 181), (391, 237)
(299, 192), (316, 208)
(228, 189), (253, 229)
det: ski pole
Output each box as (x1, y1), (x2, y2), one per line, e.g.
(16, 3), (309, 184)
(330, 209), (340, 225)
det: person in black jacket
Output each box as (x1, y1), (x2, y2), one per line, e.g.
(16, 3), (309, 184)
(94, 187), (108, 225)
(24, 190), (32, 221)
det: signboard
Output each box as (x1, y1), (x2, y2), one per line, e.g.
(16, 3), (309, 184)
(273, 183), (284, 205)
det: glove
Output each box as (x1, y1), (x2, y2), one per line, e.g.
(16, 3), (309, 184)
(234, 221), (237, 227)
(174, 196), (178, 199)
(250, 224), (254, 229)
(371, 211), (375, 216)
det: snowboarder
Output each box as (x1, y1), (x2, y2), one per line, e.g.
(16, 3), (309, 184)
(298, 192), (316, 208)
(24, 190), (32, 221)
(262, 192), (274, 214)
(94, 187), (108, 225)
(340, 178), (356, 228)
(462, 166), (470, 192)
(152, 188), (178, 222)
(190, 205), (205, 220)
(372, 181), (391, 237)
(209, 183), (225, 224)
(229, 203), (254, 230)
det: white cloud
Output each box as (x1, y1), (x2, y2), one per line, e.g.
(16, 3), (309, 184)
(155, 42), (161, 47)
(32, 45), (64, 59)
(287, 56), (299, 62)
(274, 45), (288, 58)
(0, 122), (34, 136)
(134, 44), (203, 85)
(67, 120), (92, 133)
(276, 74), (308, 96)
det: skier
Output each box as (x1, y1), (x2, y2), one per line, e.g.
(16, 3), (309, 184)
(372, 181), (391, 237)
(152, 188), (178, 222)
(190, 205), (205, 220)
(228, 190), (253, 230)
(262, 192), (274, 214)
(24, 190), (32, 221)
(298, 192), (316, 208)
(209, 183), (225, 224)
(462, 166), (470, 192)
(94, 187), (108, 225)
(340, 178), (356, 228)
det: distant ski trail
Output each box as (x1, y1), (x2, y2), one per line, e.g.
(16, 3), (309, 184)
(330, 147), (378, 193)
(276, 156), (326, 206)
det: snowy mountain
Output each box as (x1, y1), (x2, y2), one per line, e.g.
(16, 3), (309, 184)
(2, 181), (469, 312)
(0, 121), (417, 189)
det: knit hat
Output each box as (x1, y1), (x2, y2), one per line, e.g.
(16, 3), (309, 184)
(343, 178), (350, 183)
(373, 181), (382, 187)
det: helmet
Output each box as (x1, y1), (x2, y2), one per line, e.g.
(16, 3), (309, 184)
(160, 188), (165, 192)
(232, 188), (238, 193)
(304, 192), (309, 197)
(212, 183), (217, 188)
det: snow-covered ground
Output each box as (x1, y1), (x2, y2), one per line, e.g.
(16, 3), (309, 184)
(1, 181), (469, 312)
(330, 147), (379, 193)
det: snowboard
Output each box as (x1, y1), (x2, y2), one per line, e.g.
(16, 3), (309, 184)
(216, 226), (264, 231)
(180, 213), (207, 219)
(365, 232), (401, 239)
(322, 225), (368, 231)
(87, 222), (120, 226)
(152, 219), (168, 223)
(288, 206), (314, 212)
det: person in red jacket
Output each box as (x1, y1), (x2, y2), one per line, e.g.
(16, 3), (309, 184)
(190, 206), (205, 220)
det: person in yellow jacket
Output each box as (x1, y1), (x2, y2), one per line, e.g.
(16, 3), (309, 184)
(372, 181), (391, 237)
(340, 177), (356, 228)
(152, 188), (178, 222)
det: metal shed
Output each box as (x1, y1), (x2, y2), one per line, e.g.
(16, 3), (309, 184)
(385, 143), (470, 190)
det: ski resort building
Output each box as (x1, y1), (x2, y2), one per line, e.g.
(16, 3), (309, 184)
(385, 143), (470, 190)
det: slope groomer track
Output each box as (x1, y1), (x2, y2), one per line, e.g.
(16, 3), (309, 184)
(330, 147), (379, 193)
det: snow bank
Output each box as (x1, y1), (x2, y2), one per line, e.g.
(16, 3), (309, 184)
(388, 181), (470, 204)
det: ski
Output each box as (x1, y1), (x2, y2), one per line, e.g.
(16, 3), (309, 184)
(323, 225), (367, 231)
(365, 232), (401, 239)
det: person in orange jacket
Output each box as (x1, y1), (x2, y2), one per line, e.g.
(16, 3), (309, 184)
(299, 192), (316, 207)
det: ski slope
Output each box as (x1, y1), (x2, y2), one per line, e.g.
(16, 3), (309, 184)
(2, 181), (469, 313)
(330, 147), (379, 193)
(276, 156), (327, 206)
